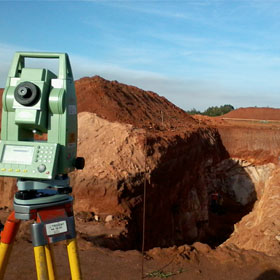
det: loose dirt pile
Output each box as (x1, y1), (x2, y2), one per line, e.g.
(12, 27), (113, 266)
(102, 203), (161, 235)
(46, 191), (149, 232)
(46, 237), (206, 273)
(75, 76), (196, 130)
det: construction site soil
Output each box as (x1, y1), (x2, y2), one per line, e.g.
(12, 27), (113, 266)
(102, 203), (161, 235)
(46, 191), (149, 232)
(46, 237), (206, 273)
(0, 77), (280, 279)
(224, 107), (280, 121)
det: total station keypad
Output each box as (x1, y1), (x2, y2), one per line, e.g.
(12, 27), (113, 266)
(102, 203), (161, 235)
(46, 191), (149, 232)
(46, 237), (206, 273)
(36, 146), (54, 164)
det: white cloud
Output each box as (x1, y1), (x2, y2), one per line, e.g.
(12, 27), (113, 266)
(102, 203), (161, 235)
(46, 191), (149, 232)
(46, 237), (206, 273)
(1, 43), (280, 111)
(70, 53), (280, 111)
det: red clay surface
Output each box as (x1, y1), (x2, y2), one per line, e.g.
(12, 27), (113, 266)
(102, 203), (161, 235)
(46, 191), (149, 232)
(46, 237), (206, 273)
(2, 236), (280, 280)
(223, 107), (280, 121)
(75, 76), (197, 130)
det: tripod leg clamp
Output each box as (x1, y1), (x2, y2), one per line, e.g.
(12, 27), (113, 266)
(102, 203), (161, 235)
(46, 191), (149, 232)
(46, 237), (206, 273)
(31, 216), (76, 247)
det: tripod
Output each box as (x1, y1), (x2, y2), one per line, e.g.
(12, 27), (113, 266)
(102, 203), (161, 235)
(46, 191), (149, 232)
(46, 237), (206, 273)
(0, 179), (82, 280)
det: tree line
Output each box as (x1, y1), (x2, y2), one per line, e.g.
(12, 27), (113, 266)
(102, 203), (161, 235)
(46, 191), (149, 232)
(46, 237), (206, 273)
(186, 104), (234, 117)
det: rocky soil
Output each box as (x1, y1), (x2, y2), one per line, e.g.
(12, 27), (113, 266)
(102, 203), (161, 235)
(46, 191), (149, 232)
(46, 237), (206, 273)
(0, 77), (280, 279)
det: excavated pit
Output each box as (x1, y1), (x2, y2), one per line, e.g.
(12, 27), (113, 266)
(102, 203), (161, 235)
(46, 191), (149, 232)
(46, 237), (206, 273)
(75, 156), (267, 252)
(1, 80), (279, 256)
(122, 158), (258, 251)
(61, 78), (280, 252)
(75, 159), (259, 251)
(72, 115), (262, 251)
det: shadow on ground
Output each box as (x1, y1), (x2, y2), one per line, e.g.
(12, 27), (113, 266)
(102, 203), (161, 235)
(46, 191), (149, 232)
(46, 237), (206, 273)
(255, 270), (280, 280)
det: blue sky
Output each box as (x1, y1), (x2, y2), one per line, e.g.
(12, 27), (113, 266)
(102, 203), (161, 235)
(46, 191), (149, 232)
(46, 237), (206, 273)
(0, 0), (280, 111)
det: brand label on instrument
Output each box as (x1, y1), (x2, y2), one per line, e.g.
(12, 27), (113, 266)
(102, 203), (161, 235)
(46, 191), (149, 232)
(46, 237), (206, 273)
(68, 105), (77, 115)
(46, 220), (67, 236)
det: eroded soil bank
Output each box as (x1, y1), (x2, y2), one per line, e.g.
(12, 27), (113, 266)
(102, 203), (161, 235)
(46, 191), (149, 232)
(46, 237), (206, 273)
(70, 109), (280, 253)
(0, 113), (267, 252)
(70, 112), (232, 250)
(1, 78), (280, 279)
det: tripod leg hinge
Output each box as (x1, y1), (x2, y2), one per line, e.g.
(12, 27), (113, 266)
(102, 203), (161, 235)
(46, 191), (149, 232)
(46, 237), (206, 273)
(31, 216), (76, 247)
(0, 212), (21, 279)
(0, 212), (20, 244)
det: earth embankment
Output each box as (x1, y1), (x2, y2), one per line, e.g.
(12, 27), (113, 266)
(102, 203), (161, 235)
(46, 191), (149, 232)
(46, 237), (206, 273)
(220, 107), (280, 164)
(0, 77), (235, 250)
(223, 107), (280, 121)
(0, 77), (280, 257)
(71, 112), (230, 249)
(194, 110), (280, 164)
(194, 110), (280, 256)
(71, 77), (266, 250)
(218, 126), (280, 164)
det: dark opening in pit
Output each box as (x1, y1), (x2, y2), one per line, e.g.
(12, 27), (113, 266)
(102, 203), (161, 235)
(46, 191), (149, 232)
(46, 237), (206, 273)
(77, 158), (257, 252)
(200, 192), (255, 248)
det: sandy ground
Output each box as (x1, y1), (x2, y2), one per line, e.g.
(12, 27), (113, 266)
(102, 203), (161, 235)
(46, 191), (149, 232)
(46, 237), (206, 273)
(1, 204), (280, 280)
(2, 237), (280, 280)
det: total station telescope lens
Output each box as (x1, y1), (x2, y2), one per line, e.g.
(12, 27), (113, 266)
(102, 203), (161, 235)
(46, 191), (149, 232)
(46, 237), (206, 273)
(18, 87), (29, 97)
(14, 82), (40, 106)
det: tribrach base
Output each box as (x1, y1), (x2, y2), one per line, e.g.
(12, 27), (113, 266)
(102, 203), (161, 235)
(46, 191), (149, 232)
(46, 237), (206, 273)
(0, 195), (82, 280)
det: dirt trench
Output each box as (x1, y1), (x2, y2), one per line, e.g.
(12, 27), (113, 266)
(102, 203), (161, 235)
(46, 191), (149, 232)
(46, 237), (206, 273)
(123, 151), (262, 251)
(73, 119), (272, 252)
(0, 113), (276, 255)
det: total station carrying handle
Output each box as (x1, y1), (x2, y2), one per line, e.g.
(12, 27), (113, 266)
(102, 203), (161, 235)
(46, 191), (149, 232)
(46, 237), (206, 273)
(8, 52), (74, 80)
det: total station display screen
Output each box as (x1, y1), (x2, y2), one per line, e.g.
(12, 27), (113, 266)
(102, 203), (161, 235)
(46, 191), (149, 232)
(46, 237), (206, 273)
(2, 145), (34, 165)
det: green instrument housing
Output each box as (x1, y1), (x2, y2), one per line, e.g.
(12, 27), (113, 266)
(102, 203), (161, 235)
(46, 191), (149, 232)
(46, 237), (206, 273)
(0, 52), (78, 180)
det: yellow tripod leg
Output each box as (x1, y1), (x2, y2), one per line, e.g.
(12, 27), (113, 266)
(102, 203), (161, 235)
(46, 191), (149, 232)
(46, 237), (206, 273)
(45, 245), (56, 280)
(0, 243), (13, 280)
(66, 239), (82, 280)
(34, 246), (49, 280)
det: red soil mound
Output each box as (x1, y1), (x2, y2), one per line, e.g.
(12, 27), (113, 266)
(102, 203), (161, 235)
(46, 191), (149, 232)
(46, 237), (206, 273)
(2, 77), (197, 131)
(75, 76), (196, 129)
(223, 107), (280, 120)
